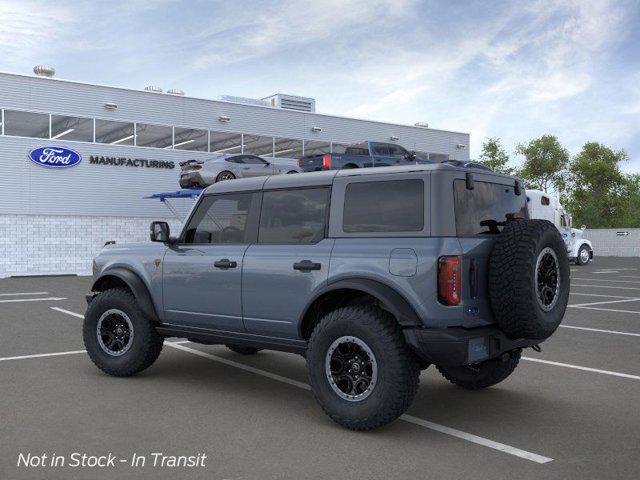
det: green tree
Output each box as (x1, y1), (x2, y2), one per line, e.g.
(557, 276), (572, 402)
(477, 137), (514, 174)
(565, 142), (628, 228)
(620, 174), (640, 228)
(515, 135), (569, 193)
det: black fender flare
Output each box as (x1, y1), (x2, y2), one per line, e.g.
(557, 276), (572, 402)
(91, 267), (159, 321)
(299, 278), (422, 335)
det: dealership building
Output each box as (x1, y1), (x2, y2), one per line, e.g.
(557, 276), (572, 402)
(0, 68), (470, 277)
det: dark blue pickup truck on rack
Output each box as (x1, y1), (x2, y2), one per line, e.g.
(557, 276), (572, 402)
(297, 141), (432, 171)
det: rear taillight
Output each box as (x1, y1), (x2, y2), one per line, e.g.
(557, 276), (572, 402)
(438, 256), (461, 306)
(322, 154), (331, 169)
(194, 165), (202, 170)
(296, 159), (301, 167)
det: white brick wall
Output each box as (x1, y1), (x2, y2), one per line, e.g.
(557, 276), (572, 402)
(585, 228), (640, 257)
(0, 214), (182, 277)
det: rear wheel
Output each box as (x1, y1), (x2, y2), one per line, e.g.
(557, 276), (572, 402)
(216, 171), (236, 182)
(286, 170), (298, 174)
(576, 244), (591, 265)
(307, 305), (420, 430)
(83, 288), (163, 377)
(225, 344), (263, 355)
(436, 350), (521, 390)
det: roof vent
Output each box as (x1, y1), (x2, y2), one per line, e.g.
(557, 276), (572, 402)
(414, 122), (429, 128)
(262, 93), (316, 112)
(167, 89), (185, 96)
(33, 65), (55, 77)
(144, 86), (163, 93)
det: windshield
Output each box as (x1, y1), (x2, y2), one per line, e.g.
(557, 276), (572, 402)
(453, 180), (527, 235)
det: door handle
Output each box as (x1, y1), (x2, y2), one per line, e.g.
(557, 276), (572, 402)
(214, 258), (237, 269)
(242, 167), (250, 170)
(293, 260), (321, 271)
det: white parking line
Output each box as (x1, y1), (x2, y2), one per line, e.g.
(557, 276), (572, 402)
(0, 350), (86, 362)
(560, 325), (640, 337)
(569, 305), (640, 315)
(0, 297), (67, 304)
(522, 357), (640, 380)
(569, 298), (640, 308)
(572, 284), (640, 291)
(573, 278), (640, 284)
(0, 292), (49, 296)
(51, 307), (85, 318)
(166, 342), (552, 464)
(570, 292), (638, 299)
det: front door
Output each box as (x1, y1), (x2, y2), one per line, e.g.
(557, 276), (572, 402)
(162, 191), (260, 332)
(239, 155), (273, 178)
(242, 187), (333, 339)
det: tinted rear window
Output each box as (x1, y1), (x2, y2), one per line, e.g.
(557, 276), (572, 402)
(454, 180), (527, 235)
(343, 180), (424, 233)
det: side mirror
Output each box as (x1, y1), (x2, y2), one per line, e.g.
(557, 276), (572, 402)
(150, 221), (170, 242)
(264, 162), (271, 167)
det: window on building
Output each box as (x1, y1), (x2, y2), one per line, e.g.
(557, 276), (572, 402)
(210, 131), (242, 154)
(331, 143), (349, 154)
(243, 135), (274, 156)
(3, 110), (49, 138)
(541, 196), (550, 206)
(95, 119), (135, 145)
(173, 127), (208, 151)
(343, 180), (424, 233)
(183, 193), (255, 244)
(303, 140), (331, 156)
(136, 123), (173, 148)
(259, 188), (329, 244)
(273, 137), (303, 158)
(50, 115), (93, 142)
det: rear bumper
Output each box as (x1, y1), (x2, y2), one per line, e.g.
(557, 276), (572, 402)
(179, 172), (205, 188)
(403, 325), (539, 367)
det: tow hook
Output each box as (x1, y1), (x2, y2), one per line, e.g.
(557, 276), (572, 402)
(530, 344), (542, 353)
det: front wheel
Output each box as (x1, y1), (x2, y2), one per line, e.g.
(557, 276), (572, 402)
(436, 350), (521, 390)
(307, 305), (420, 431)
(83, 288), (164, 377)
(576, 244), (591, 265)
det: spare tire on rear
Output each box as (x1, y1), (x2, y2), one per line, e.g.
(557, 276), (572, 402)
(489, 219), (570, 340)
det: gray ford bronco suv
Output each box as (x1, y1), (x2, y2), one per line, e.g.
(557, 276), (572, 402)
(85, 163), (569, 430)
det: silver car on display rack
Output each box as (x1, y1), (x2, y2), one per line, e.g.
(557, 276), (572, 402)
(179, 154), (301, 188)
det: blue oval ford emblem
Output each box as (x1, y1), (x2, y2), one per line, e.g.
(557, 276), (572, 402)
(28, 146), (82, 168)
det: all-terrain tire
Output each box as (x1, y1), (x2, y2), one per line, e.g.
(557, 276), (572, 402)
(307, 305), (420, 431)
(436, 350), (521, 390)
(83, 288), (164, 377)
(489, 219), (570, 340)
(225, 344), (263, 355)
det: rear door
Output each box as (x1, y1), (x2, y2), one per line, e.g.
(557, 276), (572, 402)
(242, 187), (333, 338)
(162, 192), (260, 332)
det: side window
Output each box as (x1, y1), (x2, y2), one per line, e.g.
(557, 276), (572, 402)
(343, 180), (424, 233)
(372, 143), (390, 156)
(227, 156), (244, 164)
(183, 193), (255, 244)
(259, 188), (329, 244)
(387, 145), (407, 157)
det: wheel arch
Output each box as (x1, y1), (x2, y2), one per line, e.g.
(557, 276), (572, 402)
(298, 278), (422, 339)
(91, 267), (159, 322)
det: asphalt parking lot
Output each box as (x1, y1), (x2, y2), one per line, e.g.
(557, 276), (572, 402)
(1, 257), (639, 480)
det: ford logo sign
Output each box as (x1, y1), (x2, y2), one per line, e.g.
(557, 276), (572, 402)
(28, 146), (82, 168)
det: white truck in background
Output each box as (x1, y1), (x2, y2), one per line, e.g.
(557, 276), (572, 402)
(526, 190), (594, 265)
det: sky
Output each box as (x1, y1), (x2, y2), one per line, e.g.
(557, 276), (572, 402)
(1, 0), (639, 172)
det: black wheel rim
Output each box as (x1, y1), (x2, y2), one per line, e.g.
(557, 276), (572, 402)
(218, 172), (234, 181)
(97, 309), (134, 356)
(535, 247), (560, 311)
(325, 336), (378, 402)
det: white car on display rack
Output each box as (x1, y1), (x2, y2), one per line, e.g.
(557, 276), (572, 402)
(526, 189), (594, 265)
